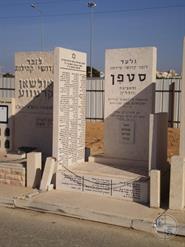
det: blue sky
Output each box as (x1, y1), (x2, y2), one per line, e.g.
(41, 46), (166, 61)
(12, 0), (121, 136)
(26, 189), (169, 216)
(0, 0), (185, 73)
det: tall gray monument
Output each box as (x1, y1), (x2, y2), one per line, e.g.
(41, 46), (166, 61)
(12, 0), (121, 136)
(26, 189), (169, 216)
(53, 47), (86, 167)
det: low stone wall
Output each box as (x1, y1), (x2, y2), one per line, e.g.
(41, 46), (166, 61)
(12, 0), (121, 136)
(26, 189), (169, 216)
(0, 163), (26, 186)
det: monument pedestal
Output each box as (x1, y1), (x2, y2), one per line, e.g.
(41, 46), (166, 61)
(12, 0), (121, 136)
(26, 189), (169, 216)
(89, 155), (148, 168)
(56, 161), (149, 204)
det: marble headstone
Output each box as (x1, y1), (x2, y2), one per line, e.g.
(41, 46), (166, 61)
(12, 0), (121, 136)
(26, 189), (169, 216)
(14, 52), (53, 155)
(53, 47), (86, 167)
(104, 47), (157, 166)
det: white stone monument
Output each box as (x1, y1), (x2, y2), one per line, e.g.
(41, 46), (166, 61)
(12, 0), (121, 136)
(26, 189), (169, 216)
(97, 47), (157, 168)
(53, 47), (86, 167)
(14, 52), (53, 156)
(169, 38), (185, 210)
(56, 47), (158, 203)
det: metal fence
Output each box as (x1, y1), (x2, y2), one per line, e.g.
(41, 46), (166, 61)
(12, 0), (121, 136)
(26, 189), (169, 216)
(0, 77), (182, 127)
(155, 78), (181, 128)
(0, 77), (15, 98)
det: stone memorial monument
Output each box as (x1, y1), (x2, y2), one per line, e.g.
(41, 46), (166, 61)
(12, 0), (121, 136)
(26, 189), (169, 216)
(56, 46), (158, 203)
(53, 47), (87, 167)
(14, 51), (53, 156)
(101, 47), (157, 167)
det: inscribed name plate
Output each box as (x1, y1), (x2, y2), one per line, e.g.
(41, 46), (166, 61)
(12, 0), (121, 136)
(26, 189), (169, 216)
(53, 47), (86, 166)
(56, 170), (82, 191)
(14, 52), (54, 155)
(104, 47), (157, 164)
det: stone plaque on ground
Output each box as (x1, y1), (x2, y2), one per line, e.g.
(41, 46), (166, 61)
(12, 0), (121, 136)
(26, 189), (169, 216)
(104, 47), (157, 166)
(14, 52), (53, 155)
(53, 47), (86, 167)
(56, 169), (149, 203)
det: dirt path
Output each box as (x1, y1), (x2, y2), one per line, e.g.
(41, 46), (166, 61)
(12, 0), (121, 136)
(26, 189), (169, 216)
(86, 122), (179, 158)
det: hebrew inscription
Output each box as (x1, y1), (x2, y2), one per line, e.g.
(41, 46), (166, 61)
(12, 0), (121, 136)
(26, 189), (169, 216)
(53, 48), (86, 167)
(104, 47), (157, 163)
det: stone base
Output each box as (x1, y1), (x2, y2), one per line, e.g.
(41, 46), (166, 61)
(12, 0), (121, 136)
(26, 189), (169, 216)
(0, 163), (26, 186)
(0, 152), (26, 161)
(89, 155), (148, 170)
(56, 161), (149, 203)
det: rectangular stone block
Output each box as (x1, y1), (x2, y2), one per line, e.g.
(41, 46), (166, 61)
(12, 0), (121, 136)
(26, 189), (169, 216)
(14, 51), (54, 156)
(56, 169), (149, 203)
(149, 113), (168, 171)
(169, 156), (185, 210)
(40, 157), (56, 191)
(150, 170), (160, 208)
(27, 152), (42, 188)
(52, 47), (87, 167)
(104, 47), (157, 167)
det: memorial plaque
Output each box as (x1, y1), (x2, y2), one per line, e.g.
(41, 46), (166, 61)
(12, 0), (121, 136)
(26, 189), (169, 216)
(56, 170), (82, 191)
(112, 179), (148, 202)
(119, 121), (135, 144)
(84, 175), (111, 195)
(53, 47), (86, 167)
(56, 169), (149, 202)
(104, 47), (157, 165)
(14, 52), (53, 155)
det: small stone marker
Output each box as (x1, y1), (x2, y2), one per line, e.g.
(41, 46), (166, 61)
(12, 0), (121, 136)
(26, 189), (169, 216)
(40, 157), (56, 191)
(169, 156), (185, 210)
(150, 170), (160, 208)
(149, 113), (168, 171)
(53, 47), (86, 167)
(104, 47), (157, 167)
(27, 152), (42, 188)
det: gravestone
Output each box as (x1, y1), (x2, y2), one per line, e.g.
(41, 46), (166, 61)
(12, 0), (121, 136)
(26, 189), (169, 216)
(104, 47), (157, 167)
(56, 47), (156, 203)
(14, 52), (53, 155)
(53, 47), (86, 167)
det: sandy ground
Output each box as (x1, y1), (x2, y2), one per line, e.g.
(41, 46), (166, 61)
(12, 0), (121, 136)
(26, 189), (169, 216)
(86, 122), (180, 158)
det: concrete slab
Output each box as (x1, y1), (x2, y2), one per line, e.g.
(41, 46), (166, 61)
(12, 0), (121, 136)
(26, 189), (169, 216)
(169, 156), (185, 210)
(40, 157), (56, 191)
(0, 184), (184, 237)
(56, 162), (149, 203)
(150, 170), (160, 208)
(27, 152), (42, 188)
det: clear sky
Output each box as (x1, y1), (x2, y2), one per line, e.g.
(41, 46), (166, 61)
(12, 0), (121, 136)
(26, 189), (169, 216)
(0, 0), (185, 73)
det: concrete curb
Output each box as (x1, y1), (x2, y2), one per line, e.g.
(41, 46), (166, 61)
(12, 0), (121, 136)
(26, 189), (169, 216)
(0, 197), (15, 208)
(13, 198), (185, 237)
(0, 196), (184, 237)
